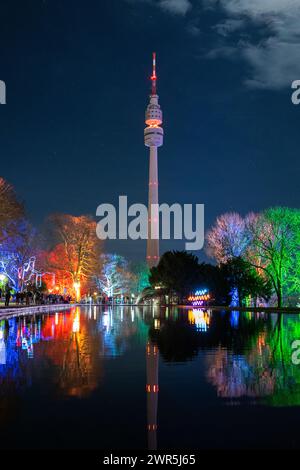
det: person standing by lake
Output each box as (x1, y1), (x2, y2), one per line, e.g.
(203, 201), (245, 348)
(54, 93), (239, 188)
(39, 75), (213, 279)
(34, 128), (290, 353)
(4, 284), (12, 307)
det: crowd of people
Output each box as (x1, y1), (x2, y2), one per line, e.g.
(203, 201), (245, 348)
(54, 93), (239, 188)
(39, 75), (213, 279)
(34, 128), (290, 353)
(0, 284), (71, 308)
(0, 284), (136, 308)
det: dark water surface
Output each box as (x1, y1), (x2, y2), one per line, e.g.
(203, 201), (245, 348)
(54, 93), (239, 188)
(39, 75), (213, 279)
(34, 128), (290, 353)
(0, 306), (300, 449)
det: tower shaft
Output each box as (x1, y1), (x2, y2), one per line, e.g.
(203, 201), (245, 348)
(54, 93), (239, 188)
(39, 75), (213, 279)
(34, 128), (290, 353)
(147, 147), (159, 267)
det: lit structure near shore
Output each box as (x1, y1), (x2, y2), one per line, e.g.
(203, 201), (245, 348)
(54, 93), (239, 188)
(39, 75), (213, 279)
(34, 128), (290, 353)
(145, 53), (163, 268)
(188, 288), (211, 307)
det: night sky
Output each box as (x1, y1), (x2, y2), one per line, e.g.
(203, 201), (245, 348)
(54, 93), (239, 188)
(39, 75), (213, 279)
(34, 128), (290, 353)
(0, 0), (299, 260)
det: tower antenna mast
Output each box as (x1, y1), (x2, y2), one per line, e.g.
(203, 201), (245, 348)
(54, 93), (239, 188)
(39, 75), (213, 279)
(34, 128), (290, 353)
(151, 52), (157, 95)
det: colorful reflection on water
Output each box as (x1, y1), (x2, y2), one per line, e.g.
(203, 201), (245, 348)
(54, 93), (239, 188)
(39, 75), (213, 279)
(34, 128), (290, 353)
(0, 306), (300, 449)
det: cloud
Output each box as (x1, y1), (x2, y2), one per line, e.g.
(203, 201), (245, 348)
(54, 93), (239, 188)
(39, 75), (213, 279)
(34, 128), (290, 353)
(159, 0), (192, 15)
(213, 19), (245, 37)
(187, 23), (201, 36)
(211, 0), (298, 17)
(206, 46), (238, 60)
(126, 0), (192, 16)
(206, 0), (300, 89)
(126, 0), (300, 89)
(243, 38), (300, 89)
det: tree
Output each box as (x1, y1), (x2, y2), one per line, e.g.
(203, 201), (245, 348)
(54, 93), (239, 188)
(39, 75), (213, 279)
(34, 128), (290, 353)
(246, 207), (300, 307)
(197, 262), (230, 306)
(0, 177), (24, 249)
(44, 244), (74, 293)
(3, 220), (40, 290)
(149, 251), (200, 302)
(2, 219), (38, 263)
(95, 253), (133, 298)
(220, 257), (273, 307)
(0, 177), (24, 242)
(46, 214), (102, 299)
(206, 212), (253, 264)
(0, 178), (38, 288)
(130, 261), (150, 294)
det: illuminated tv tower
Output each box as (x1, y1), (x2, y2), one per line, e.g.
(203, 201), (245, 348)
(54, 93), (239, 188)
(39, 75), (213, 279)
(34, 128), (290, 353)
(145, 52), (163, 268)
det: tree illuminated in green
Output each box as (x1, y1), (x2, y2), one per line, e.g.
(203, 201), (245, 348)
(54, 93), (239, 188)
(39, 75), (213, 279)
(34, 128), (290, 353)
(247, 207), (300, 307)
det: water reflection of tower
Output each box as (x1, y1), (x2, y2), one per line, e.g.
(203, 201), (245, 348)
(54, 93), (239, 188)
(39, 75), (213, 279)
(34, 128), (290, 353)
(146, 340), (159, 450)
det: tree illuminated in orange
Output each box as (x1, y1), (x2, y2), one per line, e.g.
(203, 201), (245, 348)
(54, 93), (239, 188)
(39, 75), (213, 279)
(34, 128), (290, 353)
(45, 214), (102, 299)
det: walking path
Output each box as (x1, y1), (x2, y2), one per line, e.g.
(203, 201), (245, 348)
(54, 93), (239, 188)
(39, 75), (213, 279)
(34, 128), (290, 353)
(0, 303), (76, 319)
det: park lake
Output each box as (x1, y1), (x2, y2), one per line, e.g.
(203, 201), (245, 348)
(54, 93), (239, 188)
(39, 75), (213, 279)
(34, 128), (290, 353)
(0, 306), (300, 449)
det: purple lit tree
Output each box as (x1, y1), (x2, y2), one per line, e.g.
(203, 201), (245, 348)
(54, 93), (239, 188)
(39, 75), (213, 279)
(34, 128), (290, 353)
(206, 212), (254, 264)
(206, 212), (258, 307)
